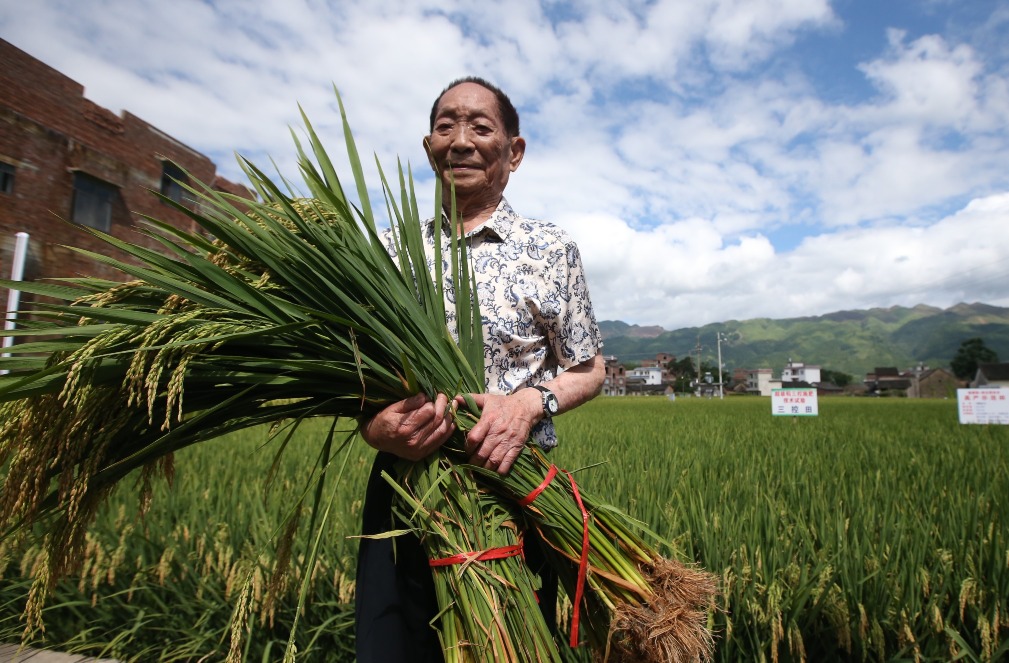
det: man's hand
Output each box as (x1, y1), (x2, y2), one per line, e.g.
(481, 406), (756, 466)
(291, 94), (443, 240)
(462, 389), (542, 475)
(361, 393), (455, 461)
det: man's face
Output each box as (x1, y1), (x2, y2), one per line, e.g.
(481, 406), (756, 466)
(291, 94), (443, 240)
(426, 82), (525, 204)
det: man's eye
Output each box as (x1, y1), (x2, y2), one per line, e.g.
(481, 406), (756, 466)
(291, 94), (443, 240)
(435, 122), (454, 134)
(474, 124), (493, 135)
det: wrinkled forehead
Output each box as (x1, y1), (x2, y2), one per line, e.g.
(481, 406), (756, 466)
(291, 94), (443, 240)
(433, 83), (504, 124)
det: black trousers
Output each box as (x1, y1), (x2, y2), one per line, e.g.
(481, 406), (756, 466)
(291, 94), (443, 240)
(354, 452), (558, 663)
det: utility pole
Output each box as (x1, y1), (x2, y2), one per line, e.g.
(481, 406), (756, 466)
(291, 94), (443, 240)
(2, 232), (29, 376)
(694, 336), (702, 394)
(716, 332), (724, 399)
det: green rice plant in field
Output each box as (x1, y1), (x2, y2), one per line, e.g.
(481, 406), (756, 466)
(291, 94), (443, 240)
(552, 397), (1009, 662)
(1, 418), (370, 661)
(3, 397), (1007, 661)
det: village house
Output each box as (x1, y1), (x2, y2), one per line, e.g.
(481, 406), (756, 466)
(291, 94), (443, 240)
(863, 367), (911, 395)
(781, 360), (821, 384)
(746, 368), (777, 396)
(605, 352), (679, 396)
(743, 360), (852, 397)
(864, 365), (960, 398)
(602, 355), (627, 396)
(627, 365), (663, 386)
(971, 362), (1009, 389)
(625, 362), (671, 396)
(911, 367), (959, 398)
(639, 352), (676, 382)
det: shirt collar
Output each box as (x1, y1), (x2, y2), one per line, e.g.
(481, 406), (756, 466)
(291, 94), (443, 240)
(426, 197), (517, 241)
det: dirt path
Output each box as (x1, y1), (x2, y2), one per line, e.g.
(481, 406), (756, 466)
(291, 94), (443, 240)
(0, 645), (120, 663)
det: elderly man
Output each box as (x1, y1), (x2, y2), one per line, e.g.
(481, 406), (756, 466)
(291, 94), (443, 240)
(355, 77), (605, 662)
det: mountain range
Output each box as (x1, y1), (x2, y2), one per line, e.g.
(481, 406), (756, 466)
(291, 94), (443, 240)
(598, 302), (1009, 379)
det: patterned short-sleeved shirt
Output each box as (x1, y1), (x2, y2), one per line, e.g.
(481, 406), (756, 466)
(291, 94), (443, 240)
(385, 198), (602, 449)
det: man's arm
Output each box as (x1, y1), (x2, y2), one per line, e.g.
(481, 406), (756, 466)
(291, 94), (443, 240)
(359, 352), (605, 470)
(464, 351), (606, 474)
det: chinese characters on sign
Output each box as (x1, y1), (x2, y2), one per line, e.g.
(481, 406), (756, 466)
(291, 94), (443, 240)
(957, 388), (1009, 425)
(771, 388), (819, 417)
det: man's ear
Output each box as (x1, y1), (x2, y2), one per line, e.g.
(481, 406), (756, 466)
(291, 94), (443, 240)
(509, 136), (526, 172)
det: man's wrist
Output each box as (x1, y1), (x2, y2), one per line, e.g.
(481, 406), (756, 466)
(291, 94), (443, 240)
(530, 384), (560, 419)
(512, 387), (542, 425)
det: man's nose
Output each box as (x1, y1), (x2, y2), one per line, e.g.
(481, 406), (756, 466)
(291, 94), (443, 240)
(448, 123), (476, 149)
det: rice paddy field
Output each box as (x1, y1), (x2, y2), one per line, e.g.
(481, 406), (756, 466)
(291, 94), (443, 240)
(2, 396), (1007, 662)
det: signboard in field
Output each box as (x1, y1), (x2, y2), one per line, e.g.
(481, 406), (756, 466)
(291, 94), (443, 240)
(957, 388), (1009, 424)
(771, 388), (819, 416)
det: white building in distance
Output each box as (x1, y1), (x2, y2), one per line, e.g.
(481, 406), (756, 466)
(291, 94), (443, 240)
(781, 360), (821, 384)
(627, 366), (664, 386)
(747, 368), (777, 396)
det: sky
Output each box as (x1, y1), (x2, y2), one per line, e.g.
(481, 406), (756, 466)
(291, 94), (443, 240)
(2, 0), (1009, 331)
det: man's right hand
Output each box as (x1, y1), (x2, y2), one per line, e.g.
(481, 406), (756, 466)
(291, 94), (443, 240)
(360, 392), (456, 460)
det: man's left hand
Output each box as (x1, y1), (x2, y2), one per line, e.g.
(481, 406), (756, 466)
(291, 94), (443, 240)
(460, 389), (542, 475)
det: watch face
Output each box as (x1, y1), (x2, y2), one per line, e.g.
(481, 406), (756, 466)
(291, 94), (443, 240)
(545, 392), (559, 415)
(534, 385), (559, 416)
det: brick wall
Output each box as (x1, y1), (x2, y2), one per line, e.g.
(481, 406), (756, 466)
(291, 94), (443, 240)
(0, 38), (251, 315)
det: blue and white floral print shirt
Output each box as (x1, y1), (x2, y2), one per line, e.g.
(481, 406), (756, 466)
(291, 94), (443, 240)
(387, 198), (602, 449)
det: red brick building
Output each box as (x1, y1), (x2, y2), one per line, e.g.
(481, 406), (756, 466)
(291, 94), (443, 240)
(0, 39), (250, 313)
(603, 355), (627, 396)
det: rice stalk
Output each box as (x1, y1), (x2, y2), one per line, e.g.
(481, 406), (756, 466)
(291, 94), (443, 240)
(382, 456), (561, 662)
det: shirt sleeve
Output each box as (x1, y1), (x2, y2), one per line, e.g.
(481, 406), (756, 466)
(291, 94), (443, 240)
(544, 238), (603, 369)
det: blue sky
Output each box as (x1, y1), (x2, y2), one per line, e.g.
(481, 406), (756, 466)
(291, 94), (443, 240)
(2, 0), (1008, 330)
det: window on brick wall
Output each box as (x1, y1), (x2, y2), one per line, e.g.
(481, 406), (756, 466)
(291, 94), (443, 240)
(72, 172), (116, 231)
(0, 162), (13, 194)
(160, 161), (191, 206)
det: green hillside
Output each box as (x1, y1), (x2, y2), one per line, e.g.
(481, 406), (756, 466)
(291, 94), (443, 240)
(599, 302), (1009, 378)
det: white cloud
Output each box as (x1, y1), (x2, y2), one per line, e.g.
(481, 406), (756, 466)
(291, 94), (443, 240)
(556, 187), (1009, 331)
(859, 30), (982, 127)
(704, 0), (837, 70)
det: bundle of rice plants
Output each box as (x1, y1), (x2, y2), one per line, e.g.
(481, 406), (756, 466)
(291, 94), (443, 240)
(0, 91), (715, 662)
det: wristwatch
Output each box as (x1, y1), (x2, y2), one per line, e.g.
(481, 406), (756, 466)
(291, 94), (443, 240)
(532, 385), (560, 417)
